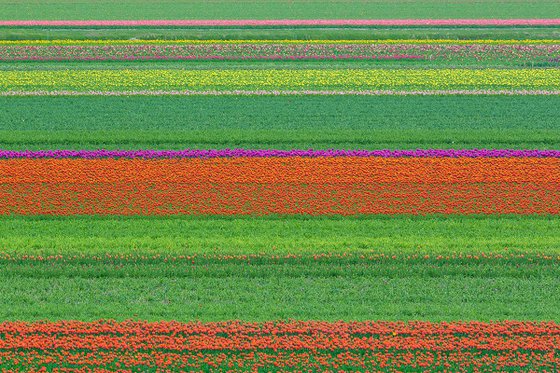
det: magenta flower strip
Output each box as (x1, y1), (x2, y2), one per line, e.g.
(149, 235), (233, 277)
(2, 43), (559, 63)
(1, 149), (559, 159)
(2, 19), (560, 26)
(2, 90), (560, 96)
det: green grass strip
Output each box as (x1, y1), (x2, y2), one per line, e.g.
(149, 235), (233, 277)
(3, 27), (560, 41)
(0, 255), (558, 321)
(1, 0), (560, 20)
(1, 215), (559, 256)
(1, 95), (559, 150)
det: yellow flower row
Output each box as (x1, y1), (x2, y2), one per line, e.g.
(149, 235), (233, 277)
(1, 69), (559, 92)
(2, 39), (559, 45)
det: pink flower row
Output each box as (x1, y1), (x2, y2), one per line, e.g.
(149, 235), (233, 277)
(2, 19), (560, 26)
(3, 89), (560, 96)
(2, 43), (558, 63)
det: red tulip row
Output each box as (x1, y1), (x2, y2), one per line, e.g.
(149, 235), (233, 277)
(0, 320), (558, 371)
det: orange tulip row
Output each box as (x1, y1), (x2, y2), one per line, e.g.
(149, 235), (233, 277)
(2, 157), (559, 183)
(1, 157), (558, 215)
(1, 181), (559, 215)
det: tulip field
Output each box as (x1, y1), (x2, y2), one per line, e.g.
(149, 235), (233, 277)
(1, 1), (560, 371)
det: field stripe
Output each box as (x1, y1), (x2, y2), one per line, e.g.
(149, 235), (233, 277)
(3, 90), (560, 96)
(1, 215), (558, 255)
(1, 157), (559, 215)
(0, 320), (557, 370)
(3, 39), (560, 45)
(3, 69), (559, 94)
(2, 42), (559, 64)
(0, 95), (557, 151)
(2, 19), (560, 26)
(3, 157), (559, 183)
(3, 182), (560, 215)
(2, 149), (560, 159)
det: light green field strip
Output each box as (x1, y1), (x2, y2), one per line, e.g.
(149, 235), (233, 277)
(1, 0), (560, 20)
(1, 215), (559, 256)
(1, 68), (560, 93)
(0, 257), (557, 321)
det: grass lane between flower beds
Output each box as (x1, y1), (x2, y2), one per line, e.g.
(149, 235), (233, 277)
(1, 95), (559, 150)
(2, 215), (559, 255)
(2, 0), (560, 20)
(0, 254), (558, 321)
(4, 27), (560, 42)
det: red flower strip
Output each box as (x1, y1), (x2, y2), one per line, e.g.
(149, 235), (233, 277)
(0, 320), (558, 371)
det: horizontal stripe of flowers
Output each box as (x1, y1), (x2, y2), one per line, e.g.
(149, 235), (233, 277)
(4, 89), (560, 96)
(3, 19), (560, 26)
(1, 252), (557, 264)
(3, 69), (560, 93)
(4, 39), (560, 45)
(5, 158), (558, 183)
(6, 182), (556, 215)
(2, 350), (558, 371)
(2, 149), (560, 159)
(0, 54), (424, 62)
(4, 43), (560, 63)
(0, 320), (558, 370)
(2, 157), (559, 215)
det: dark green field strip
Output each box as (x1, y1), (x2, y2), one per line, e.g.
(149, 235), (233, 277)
(2, 215), (559, 255)
(3, 27), (560, 41)
(0, 257), (557, 321)
(1, 95), (558, 150)
(2, 0), (560, 20)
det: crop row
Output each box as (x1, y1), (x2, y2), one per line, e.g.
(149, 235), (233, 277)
(2, 0), (560, 21)
(1, 95), (558, 151)
(0, 258), (558, 321)
(2, 149), (560, 159)
(2, 43), (559, 64)
(2, 215), (558, 255)
(0, 320), (557, 371)
(2, 69), (559, 93)
(6, 89), (560, 96)
(0, 251), (556, 264)
(0, 43), (423, 61)
(3, 158), (558, 183)
(1, 157), (559, 215)
(4, 39), (560, 45)
(3, 19), (560, 26)
(4, 182), (559, 215)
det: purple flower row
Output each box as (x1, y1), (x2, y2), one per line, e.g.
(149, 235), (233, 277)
(1, 149), (560, 159)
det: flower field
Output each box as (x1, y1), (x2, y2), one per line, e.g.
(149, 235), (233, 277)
(3, 41), (560, 67)
(3, 68), (560, 94)
(2, 1), (560, 371)
(1, 156), (560, 215)
(0, 320), (559, 371)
